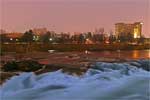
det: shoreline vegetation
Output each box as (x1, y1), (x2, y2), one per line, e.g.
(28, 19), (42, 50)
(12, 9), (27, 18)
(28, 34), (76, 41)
(1, 43), (150, 53)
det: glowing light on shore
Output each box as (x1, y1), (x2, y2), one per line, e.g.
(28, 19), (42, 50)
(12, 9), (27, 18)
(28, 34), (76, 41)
(140, 22), (143, 25)
(10, 38), (13, 41)
(49, 38), (53, 41)
(134, 33), (137, 38)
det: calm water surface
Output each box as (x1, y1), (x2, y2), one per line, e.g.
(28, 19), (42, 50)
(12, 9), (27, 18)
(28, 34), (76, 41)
(2, 50), (150, 64)
(93, 50), (150, 59)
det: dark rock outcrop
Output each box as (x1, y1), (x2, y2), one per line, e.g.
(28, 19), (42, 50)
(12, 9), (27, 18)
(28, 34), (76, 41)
(2, 60), (43, 72)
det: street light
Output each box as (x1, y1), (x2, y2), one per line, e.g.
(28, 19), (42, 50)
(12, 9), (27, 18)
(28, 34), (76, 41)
(10, 38), (13, 41)
(16, 39), (18, 41)
(140, 22), (143, 25)
(49, 38), (53, 41)
(86, 38), (89, 41)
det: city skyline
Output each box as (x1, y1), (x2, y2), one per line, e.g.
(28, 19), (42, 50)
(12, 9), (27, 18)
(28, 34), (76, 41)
(1, 0), (149, 37)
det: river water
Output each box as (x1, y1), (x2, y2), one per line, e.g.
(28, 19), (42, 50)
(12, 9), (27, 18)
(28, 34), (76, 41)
(1, 50), (150, 65)
(92, 50), (150, 59)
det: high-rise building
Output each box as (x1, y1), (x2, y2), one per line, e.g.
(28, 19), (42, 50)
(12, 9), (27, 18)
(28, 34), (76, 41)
(115, 22), (142, 39)
(133, 22), (143, 38)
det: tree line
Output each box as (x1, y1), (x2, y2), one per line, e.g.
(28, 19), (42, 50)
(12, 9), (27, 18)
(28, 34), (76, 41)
(0, 29), (145, 44)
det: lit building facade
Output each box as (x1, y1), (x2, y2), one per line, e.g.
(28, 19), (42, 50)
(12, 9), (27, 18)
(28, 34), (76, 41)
(115, 22), (142, 39)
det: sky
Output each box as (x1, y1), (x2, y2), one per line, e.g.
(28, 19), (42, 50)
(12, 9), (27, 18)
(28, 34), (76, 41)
(0, 0), (149, 37)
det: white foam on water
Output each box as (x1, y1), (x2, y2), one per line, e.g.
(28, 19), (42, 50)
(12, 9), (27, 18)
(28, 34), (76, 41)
(0, 60), (150, 100)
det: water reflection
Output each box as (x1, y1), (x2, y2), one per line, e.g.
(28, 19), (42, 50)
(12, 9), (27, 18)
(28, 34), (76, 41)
(96, 50), (150, 59)
(122, 50), (150, 59)
(132, 50), (139, 59)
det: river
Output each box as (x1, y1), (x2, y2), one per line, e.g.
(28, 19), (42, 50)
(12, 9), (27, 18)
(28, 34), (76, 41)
(92, 50), (150, 59)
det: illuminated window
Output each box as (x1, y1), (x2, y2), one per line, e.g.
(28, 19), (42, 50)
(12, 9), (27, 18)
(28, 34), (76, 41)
(134, 33), (137, 38)
(134, 28), (138, 38)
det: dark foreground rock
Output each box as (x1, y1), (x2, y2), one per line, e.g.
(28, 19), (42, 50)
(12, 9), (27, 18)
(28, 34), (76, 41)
(2, 60), (43, 72)
(35, 63), (89, 75)
(1, 59), (149, 85)
(133, 60), (150, 71)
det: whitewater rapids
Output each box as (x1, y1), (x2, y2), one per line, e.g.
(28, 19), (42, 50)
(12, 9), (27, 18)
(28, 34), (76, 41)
(0, 60), (150, 100)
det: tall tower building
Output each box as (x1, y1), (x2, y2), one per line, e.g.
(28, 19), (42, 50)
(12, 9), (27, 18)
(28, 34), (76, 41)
(133, 22), (142, 38)
(115, 22), (142, 39)
(115, 23), (125, 38)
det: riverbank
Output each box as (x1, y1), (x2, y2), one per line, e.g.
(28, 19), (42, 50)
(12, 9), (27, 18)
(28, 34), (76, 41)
(1, 50), (149, 84)
(1, 43), (150, 53)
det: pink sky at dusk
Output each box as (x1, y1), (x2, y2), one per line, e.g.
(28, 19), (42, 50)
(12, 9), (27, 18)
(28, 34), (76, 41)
(0, 0), (150, 37)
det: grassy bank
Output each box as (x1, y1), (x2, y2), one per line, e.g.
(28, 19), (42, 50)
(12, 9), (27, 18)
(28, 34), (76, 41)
(1, 43), (150, 53)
